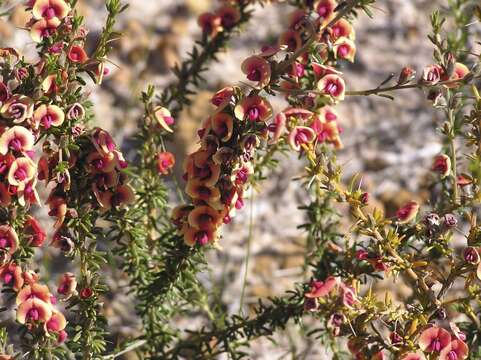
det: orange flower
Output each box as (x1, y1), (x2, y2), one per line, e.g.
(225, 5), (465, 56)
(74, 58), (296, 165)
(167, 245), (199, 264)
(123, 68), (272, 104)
(182, 223), (219, 247)
(211, 113), (234, 142)
(333, 37), (356, 62)
(16, 283), (52, 305)
(0, 95), (34, 123)
(185, 179), (221, 207)
(68, 45), (88, 64)
(0, 263), (23, 291)
(329, 18), (354, 41)
(157, 151), (175, 175)
(187, 205), (222, 230)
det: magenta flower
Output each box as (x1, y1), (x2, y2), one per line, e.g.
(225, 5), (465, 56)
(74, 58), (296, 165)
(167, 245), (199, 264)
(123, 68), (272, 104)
(32, 0), (70, 21)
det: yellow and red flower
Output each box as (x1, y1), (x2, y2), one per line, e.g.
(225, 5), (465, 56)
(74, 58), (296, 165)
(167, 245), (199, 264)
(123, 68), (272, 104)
(33, 104), (64, 129)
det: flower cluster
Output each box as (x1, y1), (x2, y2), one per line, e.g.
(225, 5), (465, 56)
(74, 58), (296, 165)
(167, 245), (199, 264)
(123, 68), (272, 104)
(173, 87), (269, 246)
(198, 1), (242, 38)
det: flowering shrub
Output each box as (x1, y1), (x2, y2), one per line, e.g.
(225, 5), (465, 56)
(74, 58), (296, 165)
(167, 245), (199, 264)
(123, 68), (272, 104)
(0, 0), (479, 359)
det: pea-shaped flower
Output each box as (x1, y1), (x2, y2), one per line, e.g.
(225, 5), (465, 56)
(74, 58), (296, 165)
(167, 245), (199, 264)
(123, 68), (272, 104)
(418, 326), (451, 354)
(241, 55), (271, 89)
(432, 154), (451, 178)
(16, 283), (52, 305)
(33, 104), (65, 129)
(234, 96), (273, 122)
(30, 18), (61, 43)
(0, 225), (18, 255)
(16, 298), (52, 324)
(288, 126), (316, 151)
(0, 126), (35, 155)
(8, 157), (36, 187)
(317, 74), (346, 102)
(396, 201), (419, 224)
(32, 0), (70, 21)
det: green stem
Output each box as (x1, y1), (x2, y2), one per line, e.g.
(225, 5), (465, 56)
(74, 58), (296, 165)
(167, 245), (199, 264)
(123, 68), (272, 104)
(239, 192), (255, 314)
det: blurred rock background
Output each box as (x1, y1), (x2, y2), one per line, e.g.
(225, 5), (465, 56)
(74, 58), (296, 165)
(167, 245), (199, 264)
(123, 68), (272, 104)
(0, 0), (480, 358)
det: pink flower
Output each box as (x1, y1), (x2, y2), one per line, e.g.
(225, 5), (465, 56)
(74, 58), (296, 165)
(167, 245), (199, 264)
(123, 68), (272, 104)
(0, 225), (18, 255)
(67, 45), (88, 64)
(305, 277), (337, 298)
(7, 157), (37, 187)
(422, 64), (444, 85)
(439, 339), (468, 360)
(288, 126), (316, 151)
(241, 55), (271, 89)
(316, 0), (337, 26)
(442, 63), (470, 88)
(418, 326), (451, 353)
(16, 298), (52, 324)
(317, 74), (346, 102)
(32, 0), (70, 21)
(311, 63), (342, 80)
(396, 201), (419, 224)
(216, 6), (240, 29)
(57, 272), (77, 299)
(0, 95), (34, 123)
(339, 283), (358, 308)
(24, 216), (46, 247)
(234, 96), (273, 122)
(333, 37), (356, 62)
(153, 106), (174, 133)
(0, 126), (35, 155)
(432, 154), (451, 178)
(30, 18), (61, 43)
(268, 112), (286, 144)
(198, 12), (223, 38)
(449, 322), (467, 342)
